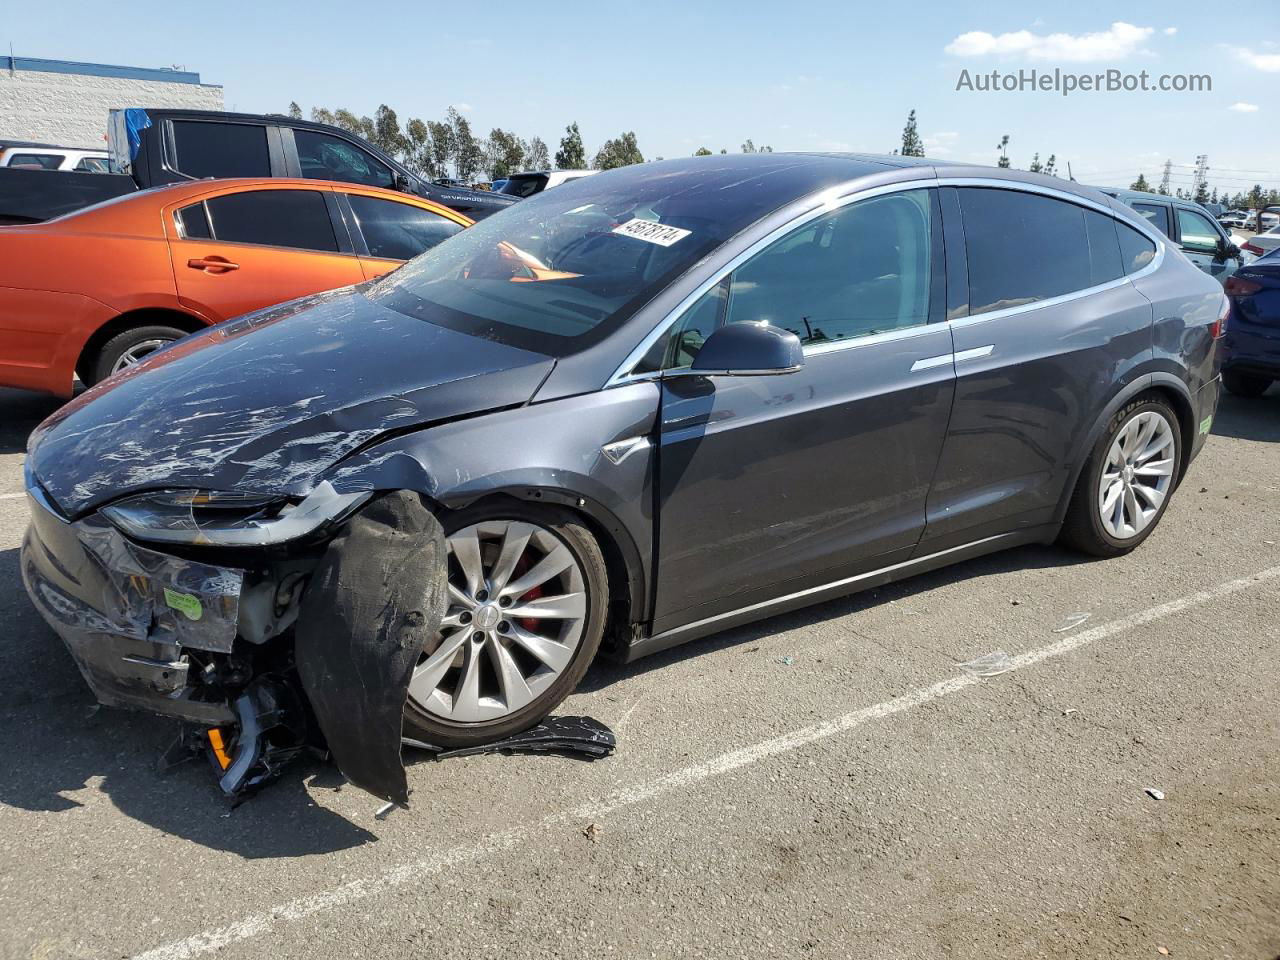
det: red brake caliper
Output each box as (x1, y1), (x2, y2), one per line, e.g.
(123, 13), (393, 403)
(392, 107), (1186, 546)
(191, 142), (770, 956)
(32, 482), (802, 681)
(508, 553), (544, 632)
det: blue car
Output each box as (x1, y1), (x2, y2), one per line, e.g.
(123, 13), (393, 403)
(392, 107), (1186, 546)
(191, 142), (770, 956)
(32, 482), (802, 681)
(1223, 247), (1280, 396)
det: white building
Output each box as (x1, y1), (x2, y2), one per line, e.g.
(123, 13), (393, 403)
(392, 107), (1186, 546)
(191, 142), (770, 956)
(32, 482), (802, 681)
(0, 56), (223, 149)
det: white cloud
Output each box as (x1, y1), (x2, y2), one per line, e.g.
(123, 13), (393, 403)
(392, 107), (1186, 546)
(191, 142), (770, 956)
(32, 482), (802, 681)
(456, 103), (473, 112)
(1226, 45), (1280, 72)
(1229, 102), (1260, 113)
(945, 21), (1156, 61)
(1163, 27), (1177, 36)
(924, 131), (960, 155)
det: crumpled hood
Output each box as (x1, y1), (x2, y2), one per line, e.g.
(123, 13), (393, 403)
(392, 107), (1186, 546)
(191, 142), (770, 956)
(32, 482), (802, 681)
(28, 287), (554, 516)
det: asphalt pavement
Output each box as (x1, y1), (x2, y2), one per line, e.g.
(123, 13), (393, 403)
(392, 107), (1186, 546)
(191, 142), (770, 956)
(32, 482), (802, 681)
(0, 384), (1277, 960)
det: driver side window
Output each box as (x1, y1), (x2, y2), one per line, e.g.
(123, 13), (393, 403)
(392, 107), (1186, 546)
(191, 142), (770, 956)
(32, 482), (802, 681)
(293, 129), (395, 189)
(634, 188), (935, 373)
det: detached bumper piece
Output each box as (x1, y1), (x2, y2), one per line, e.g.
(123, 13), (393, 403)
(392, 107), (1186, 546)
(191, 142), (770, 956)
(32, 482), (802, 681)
(295, 490), (449, 807)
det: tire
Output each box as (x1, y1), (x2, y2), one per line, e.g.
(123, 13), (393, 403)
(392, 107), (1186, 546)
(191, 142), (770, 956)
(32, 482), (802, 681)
(1059, 397), (1182, 558)
(88, 325), (188, 386)
(1221, 371), (1271, 398)
(402, 502), (608, 749)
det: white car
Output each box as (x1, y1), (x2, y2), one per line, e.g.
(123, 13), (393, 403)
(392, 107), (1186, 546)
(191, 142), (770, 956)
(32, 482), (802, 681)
(0, 145), (110, 172)
(497, 169), (598, 198)
(1242, 225), (1280, 258)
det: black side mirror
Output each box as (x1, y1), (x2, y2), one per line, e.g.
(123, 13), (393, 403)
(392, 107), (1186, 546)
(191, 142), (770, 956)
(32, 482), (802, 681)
(684, 322), (804, 377)
(392, 171), (412, 193)
(1221, 239), (1241, 259)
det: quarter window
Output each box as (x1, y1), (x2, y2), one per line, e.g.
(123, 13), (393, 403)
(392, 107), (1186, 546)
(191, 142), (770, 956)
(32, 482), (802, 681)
(203, 190), (338, 252)
(295, 130), (394, 188)
(347, 194), (463, 260)
(1130, 201), (1171, 237)
(960, 188), (1122, 316)
(170, 121), (271, 179)
(1117, 222), (1157, 275)
(176, 202), (212, 239)
(1177, 208), (1220, 254)
(6, 153), (62, 169)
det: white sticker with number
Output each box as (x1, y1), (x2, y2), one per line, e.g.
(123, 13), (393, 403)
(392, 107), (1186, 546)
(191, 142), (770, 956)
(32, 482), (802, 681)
(611, 218), (692, 247)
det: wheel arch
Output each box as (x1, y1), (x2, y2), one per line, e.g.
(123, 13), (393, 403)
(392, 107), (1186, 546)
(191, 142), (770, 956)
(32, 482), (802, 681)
(430, 486), (648, 654)
(74, 307), (211, 382)
(1052, 372), (1196, 525)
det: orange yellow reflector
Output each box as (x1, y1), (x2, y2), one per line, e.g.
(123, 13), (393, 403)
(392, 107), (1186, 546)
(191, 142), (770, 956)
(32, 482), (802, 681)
(207, 728), (232, 770)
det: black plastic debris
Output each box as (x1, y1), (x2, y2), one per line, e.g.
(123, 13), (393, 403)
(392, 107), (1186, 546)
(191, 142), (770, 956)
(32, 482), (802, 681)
(404, 715), (616, 761)
(294, 490), (449, 807)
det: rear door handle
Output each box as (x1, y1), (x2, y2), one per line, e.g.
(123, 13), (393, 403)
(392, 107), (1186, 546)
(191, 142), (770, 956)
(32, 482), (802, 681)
(187, 256), (240, 273)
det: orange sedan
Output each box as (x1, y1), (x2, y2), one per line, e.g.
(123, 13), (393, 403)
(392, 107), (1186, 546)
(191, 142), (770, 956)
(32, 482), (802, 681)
(0, 178), (471, 397)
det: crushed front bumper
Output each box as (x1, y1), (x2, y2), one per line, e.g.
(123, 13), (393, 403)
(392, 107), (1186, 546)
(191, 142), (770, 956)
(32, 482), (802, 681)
(20, 484), (243, 726)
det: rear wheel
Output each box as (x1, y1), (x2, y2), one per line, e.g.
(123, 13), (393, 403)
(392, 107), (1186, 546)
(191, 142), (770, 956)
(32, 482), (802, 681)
(1222, 371), (1271, 398)
(89, 324), (188, 386)
(402, 503), (607, 748)
(1059, 398), (1181, 558)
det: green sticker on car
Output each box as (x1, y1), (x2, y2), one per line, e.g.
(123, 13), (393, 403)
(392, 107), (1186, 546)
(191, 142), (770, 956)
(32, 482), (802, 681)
(163, 587), (203, 622)
(1199, 415), (1213, 435)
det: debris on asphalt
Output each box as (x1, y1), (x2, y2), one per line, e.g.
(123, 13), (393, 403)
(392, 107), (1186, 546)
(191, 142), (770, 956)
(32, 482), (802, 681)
(774, 655), (796, 665)
(583, 822), (601, 842)
(403, 715), (616, 761)
(1053, 612), (1092, 633)
(957, 651), (1014, 678)
(374, 801), (400, 820)
(1145, 788), (1166, 801)
(1158, 946), (1170, 956)
(1063, 708), (1078, 716)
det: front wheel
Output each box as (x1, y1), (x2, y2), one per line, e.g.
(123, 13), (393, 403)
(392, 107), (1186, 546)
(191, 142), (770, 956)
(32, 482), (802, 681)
(402, 503), (608, 749)
(1059, 398), (1182, 558)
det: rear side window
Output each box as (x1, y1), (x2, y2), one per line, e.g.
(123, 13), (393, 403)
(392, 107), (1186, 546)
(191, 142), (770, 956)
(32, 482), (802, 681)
(7, 153), (62, 169)
(347, 194), (463, 260)
(959, 188), (1121, 316)
(1130, 201), (1171, 237)
(176, 202), (212, 239)
(171, 121), (271, 179)
(204, 190), (338, 252)
(73, 156), (109, 173)
(294, 130), (394, 188)
(1117, 222), (1158, 274)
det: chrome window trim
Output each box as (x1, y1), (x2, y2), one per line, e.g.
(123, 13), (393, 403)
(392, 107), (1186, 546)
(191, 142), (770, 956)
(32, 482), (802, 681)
(605, 175), (1167, 387)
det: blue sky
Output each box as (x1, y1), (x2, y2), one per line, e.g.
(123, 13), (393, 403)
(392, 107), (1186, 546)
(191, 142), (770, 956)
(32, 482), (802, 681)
(7, 0), (1278, 194)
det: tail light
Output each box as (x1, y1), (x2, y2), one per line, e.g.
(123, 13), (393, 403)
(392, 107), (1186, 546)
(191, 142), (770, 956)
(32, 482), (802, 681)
(1243, 241), (1265, 256)
(1225, 275), (1263, 297)
(1209, 297), (1229, 339)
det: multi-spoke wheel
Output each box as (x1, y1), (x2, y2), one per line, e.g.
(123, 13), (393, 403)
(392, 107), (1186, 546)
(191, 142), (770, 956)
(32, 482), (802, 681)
(403, 505), (608, 747)
(1060, 397), (1182, 558)
(89, 324), (187, 386)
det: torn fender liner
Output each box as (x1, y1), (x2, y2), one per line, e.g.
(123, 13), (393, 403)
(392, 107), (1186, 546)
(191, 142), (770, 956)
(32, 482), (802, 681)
(294, 491), (448, 805)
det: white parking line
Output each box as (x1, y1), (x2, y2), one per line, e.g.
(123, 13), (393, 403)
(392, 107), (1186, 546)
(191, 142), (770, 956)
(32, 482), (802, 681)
(0, 492), (25, 501)
(132, 563), (1280, 960)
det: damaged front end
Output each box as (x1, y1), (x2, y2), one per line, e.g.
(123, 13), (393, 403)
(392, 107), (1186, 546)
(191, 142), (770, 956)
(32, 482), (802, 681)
(21, 473), (448, 804)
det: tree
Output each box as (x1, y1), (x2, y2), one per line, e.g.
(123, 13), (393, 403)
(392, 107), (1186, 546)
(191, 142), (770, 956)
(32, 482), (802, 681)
(1028, 153), (1043, 173)
(403, 118), (433, 176)
(1248, 184), (1266, 230)
(594, 131), (644, 170)
(311, 107), (335, 126)
(427, 120), (454, 179)
(1131, 173), (1152, 192)
(694, 147), (713, 156)
(1043, 154), (1057, 177)
(740, 139), (772, 153)
(996, 134), (1010, 168)
(372, 104), (407, 158)
(555, 122), (586, 169)
(900, 110), (924, 157)
(287, 101), (303, 120)
(525, 136), (550, 171)
(447, 107), (481, 181)
(486, 128), (526, 179)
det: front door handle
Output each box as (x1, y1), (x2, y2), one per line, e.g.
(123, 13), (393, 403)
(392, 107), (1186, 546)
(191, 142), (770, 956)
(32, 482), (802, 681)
(187, 256), (240, 273)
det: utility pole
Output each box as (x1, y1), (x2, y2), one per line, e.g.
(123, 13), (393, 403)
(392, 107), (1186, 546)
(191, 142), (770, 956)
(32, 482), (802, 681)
(1159, 159), (1172, 196)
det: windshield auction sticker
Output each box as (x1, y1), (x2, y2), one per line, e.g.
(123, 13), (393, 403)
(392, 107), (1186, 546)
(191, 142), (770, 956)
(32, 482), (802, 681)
(612, 218), (691, 247)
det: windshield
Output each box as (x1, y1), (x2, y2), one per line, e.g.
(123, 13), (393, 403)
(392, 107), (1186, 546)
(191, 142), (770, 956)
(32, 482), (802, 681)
(498, 174), (546, 198)
(367, 156), (861, 356)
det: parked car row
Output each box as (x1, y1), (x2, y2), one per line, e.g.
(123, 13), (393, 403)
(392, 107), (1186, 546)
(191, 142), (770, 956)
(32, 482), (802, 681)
(18, 154), (1229, 801)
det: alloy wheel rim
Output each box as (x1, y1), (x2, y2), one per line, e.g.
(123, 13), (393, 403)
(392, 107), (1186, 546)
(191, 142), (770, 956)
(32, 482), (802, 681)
(407, 520), (587, 723)
(111, 339), (171, 373)
(1097, 410), (1175, 540)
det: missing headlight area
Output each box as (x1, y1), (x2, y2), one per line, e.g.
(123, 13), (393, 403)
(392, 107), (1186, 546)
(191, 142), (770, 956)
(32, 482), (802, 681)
(21, 486), (614, 805)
